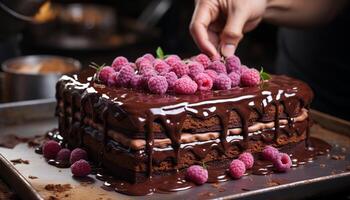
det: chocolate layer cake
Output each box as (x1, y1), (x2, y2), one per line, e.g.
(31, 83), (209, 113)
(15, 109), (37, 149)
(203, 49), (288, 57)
(56, 69), (313, 184)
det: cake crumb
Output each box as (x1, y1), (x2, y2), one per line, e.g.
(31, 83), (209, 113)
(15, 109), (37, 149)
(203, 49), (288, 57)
(198, 191), (215, 197)
(28, 175), (38, 179)
(319, 164), (326, 168)
(331, 155), (345, 160)
(44, 184), (72, 193)
(10, 158), (29, 165)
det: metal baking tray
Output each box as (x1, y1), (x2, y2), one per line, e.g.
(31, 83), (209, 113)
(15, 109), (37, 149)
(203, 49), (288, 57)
(0, 99), (349, 200)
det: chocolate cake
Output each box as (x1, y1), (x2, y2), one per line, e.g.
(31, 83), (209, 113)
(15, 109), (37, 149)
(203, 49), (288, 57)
(56, 67), (314, 186)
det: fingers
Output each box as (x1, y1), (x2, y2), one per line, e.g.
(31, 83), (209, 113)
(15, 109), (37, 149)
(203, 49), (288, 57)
(190, 2), (220, 58)
(220, 8), (248, 57)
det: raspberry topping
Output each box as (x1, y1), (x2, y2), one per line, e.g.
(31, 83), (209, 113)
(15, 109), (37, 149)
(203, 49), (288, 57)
(225, 55), (241, 74)
(71, 159), (91, 177)
(117, 65), (135, 87)
(171, 61), (189, 77)
(194, 73), (213, 91)
(209, 60), (227, 74)
(70, 148), (88, 164)
(273, 153), (292, 172)
(42, 140), (61, 159)
(164, 72), (178, 89)
(214, 74), (232, 90)
(130, 74), (143, 89)
(228, 72), (241, 87)
(56, 148), (71, 163)
(229, 159), (246, 179)
(192, 53), (211, 69)
(262, 145), (279, 161)
(174, 77), (198, 94)
(148, 76), (168, 94)
(164, 55), (181, 66)
(111, 56), (128, 71)
(153, 59), (170, 74)
(98, 66), (115, 84)
(205, 69), (218, 80)
(185, 165), (208, 185)
(238, 152), (254, 169)
(241, 68), (260, 86)
(188, 61), (204, 78)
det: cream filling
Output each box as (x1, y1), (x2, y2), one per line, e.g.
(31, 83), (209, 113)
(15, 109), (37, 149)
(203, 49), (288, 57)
(104, 109), (308, 150)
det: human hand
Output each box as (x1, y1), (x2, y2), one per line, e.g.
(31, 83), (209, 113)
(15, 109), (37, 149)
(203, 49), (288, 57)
(190, 0), (267, 58)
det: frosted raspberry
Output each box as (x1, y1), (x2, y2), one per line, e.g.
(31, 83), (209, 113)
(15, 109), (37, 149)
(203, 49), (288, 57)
(238, 152), (254, 169)
(164, 55), (181, 66)
(241, 68), (260, 87)
(130, 74), (143, 89)
(70, 148), (88, 164)
(185, 165), (208, 185)
(273, 153), (292, 172)
(229, 159), (246, 179)
(192, 53), (211, 69)
(228, 72), (241, 87)
(98, 66), (115, 84)
(111, 56), (128, 71)
(139, 64), (154, 74)
(71, 159), (91, 177)
(262, 145), (279, 161)
(56, 148), (71, 163)
(148, 76), (168, 94)
(164, 72), (178, 89)
(174, 77), (198, 94)
(142, 53), (155, 62)
(209, 60), (227, 74)
(214, 74), (232, 90)
(205, 69), (218, 80)
(171, 61), (189, 77)
(107, 72), (119, 87)
(42, 140), (61, 159)
(194, 73), (213, 91)
(136, 57), (152, 70)
(240, 65), (249, 74)
(153, 59), (170, 74)
(141, 70), (157, 87)
(225, 55), (241, 74)
(188, 61), (204, 78)
(117, 65), (135, 87)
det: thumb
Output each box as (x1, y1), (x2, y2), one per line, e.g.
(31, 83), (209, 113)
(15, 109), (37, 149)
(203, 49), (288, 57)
(220, 9), (247, 57)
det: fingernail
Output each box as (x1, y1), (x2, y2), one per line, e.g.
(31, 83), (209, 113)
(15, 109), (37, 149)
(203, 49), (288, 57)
(221, 44), (236, 57)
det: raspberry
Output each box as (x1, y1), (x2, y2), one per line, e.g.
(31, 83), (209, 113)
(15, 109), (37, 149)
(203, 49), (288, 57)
(139, 64), (154, 74)
(174, 77), (198, 94)
(194, 73), (213, 91)
(192, 53), (211, 69)
(228, 72), (241, 87)
(148, 76), (168, 94)
(98, 66), (115, 84)
(229, 159), (246, 179)
(214, 74), (232, 90)
(238, 152), (254, 169)
(262, 145), (279, 161)
(71, 159), (91, 177)
(225, 55), (241, 74)
(205, 69), (218, 80)
(42, 140), (61, 159)
(240, 65), (249, 74)
(171, 61), (189, 77)
(111, 56), (128, 71)
(141, 70), (157, 87)
(153, 59), (170, 74)
(56, 148), (71, 163)
(130, 74), (143, 89)
(241, 68), (260, 86)
(209, 60), (227, 74)
(165, 55), (181, 66)
(136, 57), (152, 70)
(164, 72), (178, 89)
(185, 165), (208, 185)
(142, 53), (155, 62)
(273, 153), (292, 172)
(70, 148), (88, 164)
(188, 61), (204, 78)
(107, 72), (119, 87)
(117, 65), (135, 87)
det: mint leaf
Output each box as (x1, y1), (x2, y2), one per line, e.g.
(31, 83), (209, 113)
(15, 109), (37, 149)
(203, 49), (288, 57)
(156, 47), (165, 59)
(260, 67), (271, 81)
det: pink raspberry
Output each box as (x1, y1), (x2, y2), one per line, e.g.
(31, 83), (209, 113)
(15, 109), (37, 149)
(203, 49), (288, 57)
(71, 159), (91, 177)
(209, 60), (227, 74)
(214, 74), (232, 90)
(273, 153), (292, 172)
(240, 65), (249, 74)
(228, 72), (241, 87)
(171, 61), (189, 77)
(205, 69), (218, 80)
(107, 72), (119, 87)
(238, 152), (254, 169)
(136, 57), (152, 70)
(139, 64), (154, 75)
(111, 56), (129, 71)
(188, 61), (204, 78)
(165, 55), (181, 66)
(42, 140), (61, 159)
(164, 71), (178, 89)
(142, 53), (155, 62)
(225, 55), (241, 74)
(229, 159), (246, 179)
(192, 53), (211, 69)
(262, 145), (279, 161)
(70, 148), (88, 164)
(141, 70), (157, 87)
(148, 75), (168, 94)
(174, 77), (198, 94)
(194, 73), (213, 91)
(56, 148), (71, 163)
(185, 165), (208, 185)
(117, 65), (135, 87)
(153, 59), (170, 74)
(241, 68), (260, 87)
(130, 74), (143, 89)
(98, 66), (115, 84)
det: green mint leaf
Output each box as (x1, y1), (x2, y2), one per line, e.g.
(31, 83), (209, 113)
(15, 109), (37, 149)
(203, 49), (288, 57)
(156, 47), (165, 59)
(89, 62), (105, 73)
(260, 67), (271, 81)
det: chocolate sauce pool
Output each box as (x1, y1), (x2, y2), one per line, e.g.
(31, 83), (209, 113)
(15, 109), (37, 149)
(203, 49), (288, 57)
(38, 130), (331, 196)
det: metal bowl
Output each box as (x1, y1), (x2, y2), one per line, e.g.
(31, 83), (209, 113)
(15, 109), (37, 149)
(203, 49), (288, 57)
(1, 55), (81, 102)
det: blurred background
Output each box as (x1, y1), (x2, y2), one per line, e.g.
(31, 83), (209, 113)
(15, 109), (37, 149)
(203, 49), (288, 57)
(0, 0), (277, 103)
